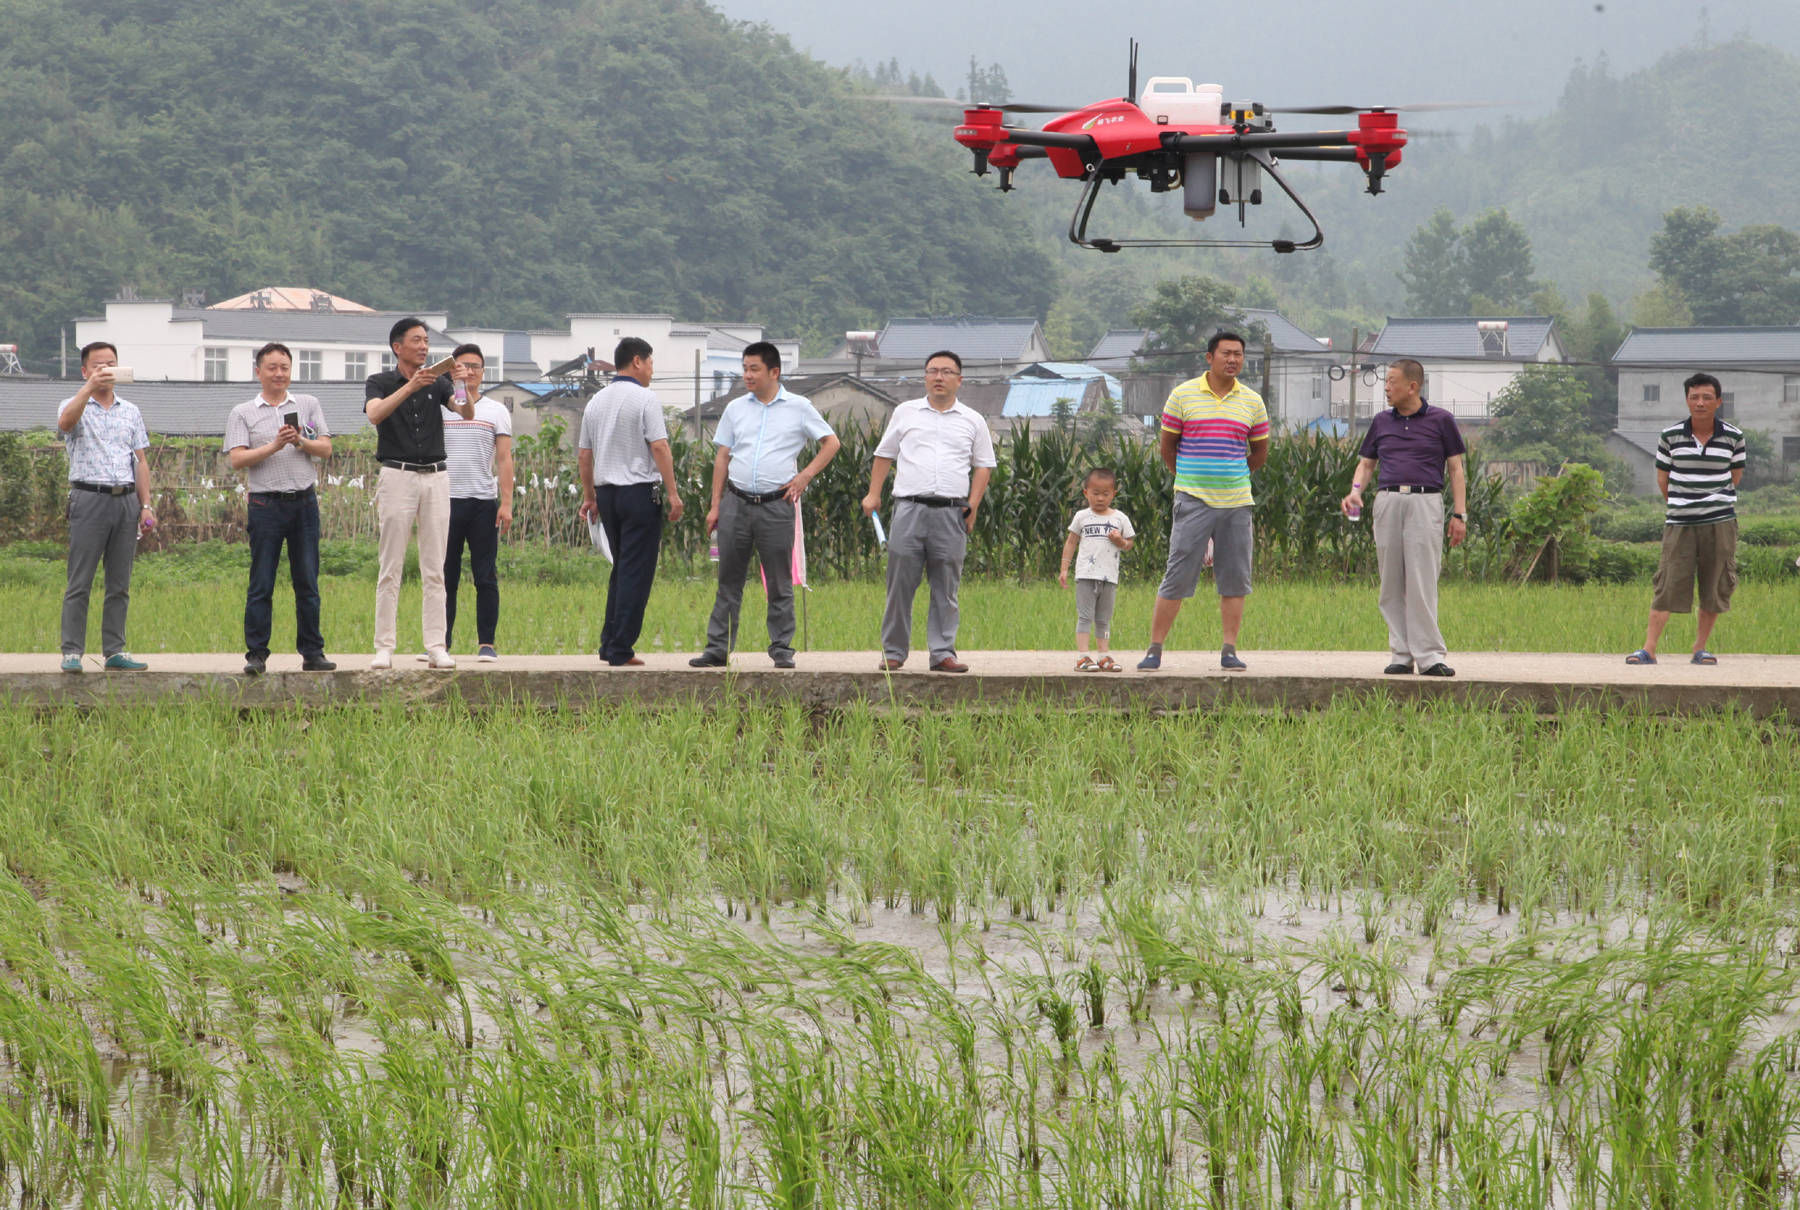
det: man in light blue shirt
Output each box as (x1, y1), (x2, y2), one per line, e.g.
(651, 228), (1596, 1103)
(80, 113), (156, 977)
(690, 342), (840, 669)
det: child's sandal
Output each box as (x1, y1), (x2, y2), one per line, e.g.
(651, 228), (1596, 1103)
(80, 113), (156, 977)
(1095, 655), (1121, 672)
(1074, 656), (1097, 672)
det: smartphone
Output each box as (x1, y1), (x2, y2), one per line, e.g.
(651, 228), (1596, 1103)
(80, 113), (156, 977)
(423, 356), (457, 379)
(283, 412), (299, 429)
(111, 367), (135, 384)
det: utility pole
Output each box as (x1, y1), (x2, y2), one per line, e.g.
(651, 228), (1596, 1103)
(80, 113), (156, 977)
(60, 327), (67, 379)
(1347, 327), (1358, 442)
(1261, 334), (1274, 427)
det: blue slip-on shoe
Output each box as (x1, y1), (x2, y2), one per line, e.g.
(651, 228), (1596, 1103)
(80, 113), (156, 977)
(104, 653), (147, 671)
(61, 655), (83, 674)
(1624, 648), (1656, 665)
(1220, 649), (1248, 671)
(1136, 651), (1161, 671)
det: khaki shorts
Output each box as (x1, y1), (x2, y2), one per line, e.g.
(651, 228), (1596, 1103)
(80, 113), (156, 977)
(1651, 519), (1737, 614)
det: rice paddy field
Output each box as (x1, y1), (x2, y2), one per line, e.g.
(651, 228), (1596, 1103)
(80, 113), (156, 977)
(6, 691), (1800, 1208)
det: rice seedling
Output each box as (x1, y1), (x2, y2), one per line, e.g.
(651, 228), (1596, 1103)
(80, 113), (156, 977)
(3, 696), (1800, 1205)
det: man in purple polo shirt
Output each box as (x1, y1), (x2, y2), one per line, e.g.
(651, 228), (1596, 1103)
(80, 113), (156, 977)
(1339, 358), (1467, 676)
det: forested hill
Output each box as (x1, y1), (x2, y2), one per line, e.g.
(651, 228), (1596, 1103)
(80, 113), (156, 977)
(0, 0), (1056, 361)
(1309, 37), (1800, 306)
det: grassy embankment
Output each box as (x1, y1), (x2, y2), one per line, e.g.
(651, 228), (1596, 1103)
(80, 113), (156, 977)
(2, 539), (1797, 656)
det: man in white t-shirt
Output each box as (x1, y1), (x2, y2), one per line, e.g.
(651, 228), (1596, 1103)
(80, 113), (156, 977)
(440, 343), (514, 661)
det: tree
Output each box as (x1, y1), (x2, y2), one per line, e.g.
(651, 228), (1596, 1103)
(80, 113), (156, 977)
(1398, 208), (1466, 314)
(1629, 281), (1694, 327)
(959, 58), (1010, 103)
(1128, 276), (1244, 376)
(1649, 207), (1800, 325)
(1461, 209), (1538, 312)
(1397, 207), (1538, 315)
(1486, 365), (1594, 457)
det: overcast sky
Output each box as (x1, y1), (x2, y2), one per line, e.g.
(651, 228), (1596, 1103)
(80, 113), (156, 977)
(714, 0), (1800, 123)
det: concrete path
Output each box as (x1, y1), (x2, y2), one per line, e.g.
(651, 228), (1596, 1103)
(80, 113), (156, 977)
(4, 650), (1797, 716)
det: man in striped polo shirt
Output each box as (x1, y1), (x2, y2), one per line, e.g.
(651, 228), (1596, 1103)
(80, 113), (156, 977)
(1138, 331), (1270, 671)
(1627, 372), (1746, 666)
(440, 343), (514, 662)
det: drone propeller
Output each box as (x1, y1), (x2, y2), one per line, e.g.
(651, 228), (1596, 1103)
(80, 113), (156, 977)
(870, 94), (1077, 115)
(1265, 100), (1505, 116)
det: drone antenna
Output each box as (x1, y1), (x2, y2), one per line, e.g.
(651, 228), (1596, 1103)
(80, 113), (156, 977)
(1127, 39), (1139, 102)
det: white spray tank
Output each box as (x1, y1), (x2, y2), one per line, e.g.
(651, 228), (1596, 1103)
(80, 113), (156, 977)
(1139, 77), (1224, 220)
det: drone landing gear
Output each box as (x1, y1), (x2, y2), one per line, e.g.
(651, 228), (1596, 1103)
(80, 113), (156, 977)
(1067, 157), (1327, 253)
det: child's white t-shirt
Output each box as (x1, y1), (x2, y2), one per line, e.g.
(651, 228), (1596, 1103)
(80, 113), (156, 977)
(1067, 507), (1135, 583)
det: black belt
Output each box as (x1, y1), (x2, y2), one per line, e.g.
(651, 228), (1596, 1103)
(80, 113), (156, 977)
(70, 481), (134, 496)
(729, 482), (787, 505)
(250, 487), (316, 502)
(1379, 485), (1441, 494)
(380, 459), (446, 472)
(897, 495), (968, 509)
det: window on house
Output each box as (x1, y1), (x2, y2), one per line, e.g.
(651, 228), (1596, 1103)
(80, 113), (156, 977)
(1784, 376), (1800, 404)
(343, 352), (367, 381)
(1785, 436), (1800, 465)
(1719, 392), (1734, 419)
(296, 351), (323, 382)
(381, 352), (396, 374)
(203, 347), (228, 382)
(1311, 370), (1325, 400)
(1642, 384), (1661, 403)
(714, 371), (728, 396)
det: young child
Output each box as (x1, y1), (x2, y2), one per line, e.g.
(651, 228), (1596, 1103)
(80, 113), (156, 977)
(1059, 468), (1136, 671)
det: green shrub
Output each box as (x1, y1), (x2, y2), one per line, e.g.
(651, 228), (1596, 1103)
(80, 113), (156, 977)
(1593, 506), (1665, 543)
(1589, 541), (1661, 583)
(1738, 517), (1800, 547)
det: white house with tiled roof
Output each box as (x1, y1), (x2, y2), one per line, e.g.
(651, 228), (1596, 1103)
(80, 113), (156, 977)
(1367, 316), (1566, 423)
(1610, 326), (1800, 481)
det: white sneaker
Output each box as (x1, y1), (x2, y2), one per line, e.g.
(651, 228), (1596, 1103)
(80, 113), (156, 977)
(415, 652), (430, 662)
(371, 649), (393, 670)
(426, 648), (457, 670)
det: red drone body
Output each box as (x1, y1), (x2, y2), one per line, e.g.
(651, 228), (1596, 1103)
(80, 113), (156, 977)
(951, 51), (1414, 253)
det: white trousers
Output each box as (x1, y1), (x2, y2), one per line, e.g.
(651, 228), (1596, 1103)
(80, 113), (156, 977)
(374, 466), (451, 653)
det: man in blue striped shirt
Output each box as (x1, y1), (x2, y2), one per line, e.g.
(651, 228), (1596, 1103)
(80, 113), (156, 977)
(1627, 372), (1746, 666)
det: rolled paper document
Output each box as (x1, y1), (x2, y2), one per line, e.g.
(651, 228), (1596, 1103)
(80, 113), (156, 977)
(871, 511), (886, 547)
(587, 515), (613, 563)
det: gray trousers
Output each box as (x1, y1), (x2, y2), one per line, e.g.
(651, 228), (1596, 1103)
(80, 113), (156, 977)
(703, 492), (796, 660)
(882, 499), (967, 664)
(1373, 491), (1447, 668)
(61, 489), (140, 657)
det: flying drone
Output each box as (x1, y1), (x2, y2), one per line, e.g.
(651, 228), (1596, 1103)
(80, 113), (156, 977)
(949, 42), (1447, 254)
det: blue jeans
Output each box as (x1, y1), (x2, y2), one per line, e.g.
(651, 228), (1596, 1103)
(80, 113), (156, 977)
(244, 492), (324, 661)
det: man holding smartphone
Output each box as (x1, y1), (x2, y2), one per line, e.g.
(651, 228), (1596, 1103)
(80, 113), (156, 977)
(226, 342), (335, 675)
(365, 317), (475, 669)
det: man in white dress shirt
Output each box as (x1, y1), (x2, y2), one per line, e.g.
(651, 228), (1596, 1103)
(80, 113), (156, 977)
(860, 350), (996, 672)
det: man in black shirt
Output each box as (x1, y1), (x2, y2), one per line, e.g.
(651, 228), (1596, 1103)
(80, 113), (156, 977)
(365, 316), (475, 669)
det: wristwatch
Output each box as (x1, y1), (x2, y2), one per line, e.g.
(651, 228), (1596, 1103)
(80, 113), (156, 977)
(1450, 512), (1466, 521)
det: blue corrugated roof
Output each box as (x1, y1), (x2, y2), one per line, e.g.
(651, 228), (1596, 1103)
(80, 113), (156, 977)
(1015, 362), (1123, 397)
(1001, 380), (1091, 418)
